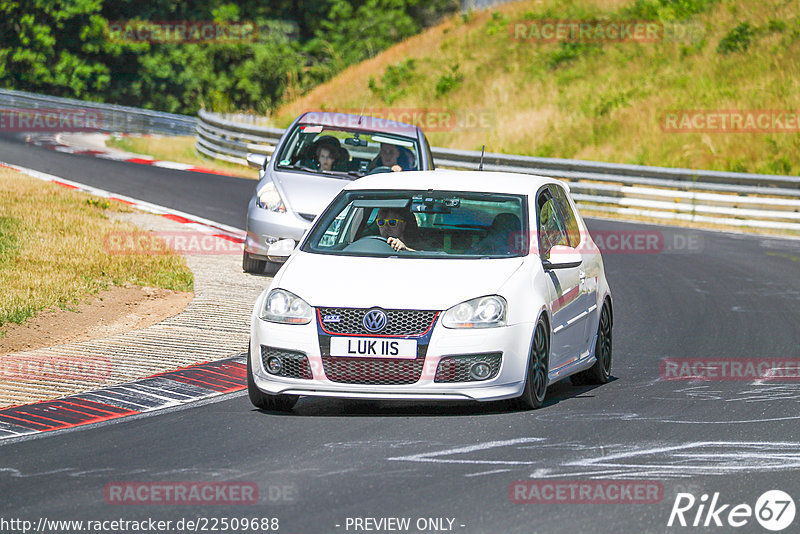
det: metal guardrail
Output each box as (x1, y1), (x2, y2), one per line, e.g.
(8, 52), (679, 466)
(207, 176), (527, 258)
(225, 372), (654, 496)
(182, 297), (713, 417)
(0, 88), (196, 136)
(4, 88), (797, 232)
(461, 0), (513, 12)
(195, 110), (282, 165)
(196, 110), (800, 231)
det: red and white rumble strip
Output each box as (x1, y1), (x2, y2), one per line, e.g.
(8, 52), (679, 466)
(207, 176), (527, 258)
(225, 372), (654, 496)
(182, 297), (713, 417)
(25, 132), (242, 176)
(0, 159), (246, 244)
(0, 161), (253, 440)
(0, 357), (248, 442)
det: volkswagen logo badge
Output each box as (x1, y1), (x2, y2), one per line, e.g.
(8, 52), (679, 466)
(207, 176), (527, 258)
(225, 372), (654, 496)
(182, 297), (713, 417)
(363, 309), (388, 333)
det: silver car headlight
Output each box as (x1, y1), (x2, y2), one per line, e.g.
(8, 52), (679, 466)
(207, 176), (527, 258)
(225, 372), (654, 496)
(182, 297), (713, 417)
(442, 295), (507, 329)
(256, 182), (286, 212)
(260, 289), (313, 324)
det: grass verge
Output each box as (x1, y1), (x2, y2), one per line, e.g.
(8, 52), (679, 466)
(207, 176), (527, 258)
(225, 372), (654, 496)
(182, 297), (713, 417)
(106, 135), (259, 180)
(276, 0), (800, 176)
(0, 166), (194, 329)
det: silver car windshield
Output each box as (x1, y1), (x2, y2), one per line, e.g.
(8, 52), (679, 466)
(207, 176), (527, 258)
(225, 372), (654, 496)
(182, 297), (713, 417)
(275, 124), (420, 176)
(303, 190), (528, 258)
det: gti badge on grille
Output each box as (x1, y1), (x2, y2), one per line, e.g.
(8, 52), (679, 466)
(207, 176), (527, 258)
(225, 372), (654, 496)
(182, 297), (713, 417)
(363, 309), (388, 333)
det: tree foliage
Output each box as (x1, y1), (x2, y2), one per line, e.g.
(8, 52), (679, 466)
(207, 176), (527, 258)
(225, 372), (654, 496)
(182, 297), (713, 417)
(0, 0), (458, 114)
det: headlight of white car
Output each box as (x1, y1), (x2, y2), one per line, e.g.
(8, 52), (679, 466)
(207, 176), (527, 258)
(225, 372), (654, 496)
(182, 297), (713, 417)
(260, 289), (313, 324)
(256, 182), (286, 212)
(442, 295), (507, 329)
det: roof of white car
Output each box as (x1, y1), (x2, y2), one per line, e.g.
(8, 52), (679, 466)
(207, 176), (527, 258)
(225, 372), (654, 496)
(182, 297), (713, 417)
(345, 170), (566, 195)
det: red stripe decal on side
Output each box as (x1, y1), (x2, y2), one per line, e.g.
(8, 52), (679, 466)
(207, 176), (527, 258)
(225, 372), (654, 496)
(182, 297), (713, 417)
(552, 285), (580, 314)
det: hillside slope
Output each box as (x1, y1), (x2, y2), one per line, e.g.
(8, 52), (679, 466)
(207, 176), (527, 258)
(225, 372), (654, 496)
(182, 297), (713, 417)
(276, 0), (800, 175)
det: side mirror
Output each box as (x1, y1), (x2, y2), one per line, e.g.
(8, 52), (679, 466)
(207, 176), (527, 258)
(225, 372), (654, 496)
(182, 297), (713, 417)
(266, 239), (296, 263)
(246, 153), (269, 169)
(542, 245), (582, 270)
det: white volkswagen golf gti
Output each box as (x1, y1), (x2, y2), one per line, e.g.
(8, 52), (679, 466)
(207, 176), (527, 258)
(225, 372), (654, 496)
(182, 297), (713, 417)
(248, 170), (613, 411)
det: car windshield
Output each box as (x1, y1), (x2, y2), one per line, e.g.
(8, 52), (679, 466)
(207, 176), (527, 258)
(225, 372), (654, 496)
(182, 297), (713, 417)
(274, 122), (420, 177)
(302, 190), (528, 258)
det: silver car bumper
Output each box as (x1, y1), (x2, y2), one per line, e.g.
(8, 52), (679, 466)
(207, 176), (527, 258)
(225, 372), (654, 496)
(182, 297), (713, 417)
(244, 195), (311, 259)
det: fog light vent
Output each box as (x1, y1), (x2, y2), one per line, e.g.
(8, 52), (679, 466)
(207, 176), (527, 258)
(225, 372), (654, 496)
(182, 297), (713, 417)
(470, 362), (492, 380)
(260, 346), (313, 379)
(266, 357), (282, 374)
(434, 353), (502, 383)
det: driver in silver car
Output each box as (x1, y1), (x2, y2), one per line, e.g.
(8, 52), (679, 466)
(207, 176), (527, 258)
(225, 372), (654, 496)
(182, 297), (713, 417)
(367, 143), (415, 173)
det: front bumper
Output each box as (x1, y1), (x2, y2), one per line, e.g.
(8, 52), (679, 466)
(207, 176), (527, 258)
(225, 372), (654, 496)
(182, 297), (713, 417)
(250, 319), (535, 402)
(245, 196), (310, 258)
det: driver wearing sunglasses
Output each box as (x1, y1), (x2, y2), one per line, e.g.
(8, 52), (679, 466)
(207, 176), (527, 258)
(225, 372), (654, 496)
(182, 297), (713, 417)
(376, 207), (420, 252)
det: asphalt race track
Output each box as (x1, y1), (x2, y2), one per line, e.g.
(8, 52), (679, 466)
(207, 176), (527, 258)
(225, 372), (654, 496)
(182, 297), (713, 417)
(2, 132), (800, 533)
(0, 134), (255, 228)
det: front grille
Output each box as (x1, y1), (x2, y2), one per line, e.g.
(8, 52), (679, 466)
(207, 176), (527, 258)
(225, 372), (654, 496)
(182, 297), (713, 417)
(261, 346), (313, 379)
(318, 308), (438, 336)
(322, 355), (425, 385)
(434, 353), (502, 383)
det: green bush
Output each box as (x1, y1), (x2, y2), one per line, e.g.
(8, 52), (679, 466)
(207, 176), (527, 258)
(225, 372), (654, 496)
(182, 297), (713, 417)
(547, 42), (600, 70)
(368, 59), (417, 104)
(624, 0), (717, 21)
(717, 22), (755, 53)
(435, 64), (463, 97)
(484, 11), (508, 36)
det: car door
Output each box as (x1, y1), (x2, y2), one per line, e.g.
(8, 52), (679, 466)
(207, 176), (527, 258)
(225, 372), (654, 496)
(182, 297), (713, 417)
(537, 188), (586, 372)
(550, 184), (596, 352)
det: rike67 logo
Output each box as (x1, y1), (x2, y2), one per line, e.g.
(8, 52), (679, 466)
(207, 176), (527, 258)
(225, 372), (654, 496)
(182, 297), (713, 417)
(668, 490), (796, 531)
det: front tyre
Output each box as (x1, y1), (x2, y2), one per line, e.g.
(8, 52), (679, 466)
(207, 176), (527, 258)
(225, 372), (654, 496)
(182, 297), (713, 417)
(242, 251), (266, 273)
(247, 343), (299, 412)
(515, 317), (549, 410)
(571, 300), (612, 386)
(264, 260), (281, 276)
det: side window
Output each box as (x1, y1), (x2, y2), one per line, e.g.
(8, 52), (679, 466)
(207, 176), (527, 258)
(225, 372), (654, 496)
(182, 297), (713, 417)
(537, 191), (568, 257)
(550, 185), (581, 247)
(318, 206), (352, 248)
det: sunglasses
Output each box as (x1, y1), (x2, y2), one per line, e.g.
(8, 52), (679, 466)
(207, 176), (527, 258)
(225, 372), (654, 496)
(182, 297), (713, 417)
(376, 218), (404, 227)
